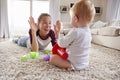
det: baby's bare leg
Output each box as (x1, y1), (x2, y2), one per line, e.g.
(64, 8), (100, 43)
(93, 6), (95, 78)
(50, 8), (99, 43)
(49, 55), (71, 69)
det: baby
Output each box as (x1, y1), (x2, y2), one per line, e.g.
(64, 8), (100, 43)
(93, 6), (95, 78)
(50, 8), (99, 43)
(50, 0), (95, 71)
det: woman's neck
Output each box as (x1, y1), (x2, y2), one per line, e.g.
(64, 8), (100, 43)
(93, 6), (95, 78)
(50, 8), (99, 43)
(39, 31), (48, 40)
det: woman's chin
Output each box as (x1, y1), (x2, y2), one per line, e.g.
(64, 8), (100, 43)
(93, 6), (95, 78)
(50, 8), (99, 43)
(44, 31), (49, 35)
(43, 29), (50, 34)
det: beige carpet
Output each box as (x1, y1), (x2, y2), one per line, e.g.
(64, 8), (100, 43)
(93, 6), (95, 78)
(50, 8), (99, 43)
(0, 40), (120, 80)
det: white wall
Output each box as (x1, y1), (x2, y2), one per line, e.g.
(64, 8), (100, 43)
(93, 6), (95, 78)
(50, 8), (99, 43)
(60, 0), (78, 23)
(100, 0), (108, 22)
(60, 0), (108, 22)
(91, 0), (108, 22)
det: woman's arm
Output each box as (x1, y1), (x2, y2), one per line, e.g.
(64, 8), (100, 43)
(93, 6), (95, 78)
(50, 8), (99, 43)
(28, 17), (39, 52)
(54, 20), (61, 40)
(30, 30), (39, 52)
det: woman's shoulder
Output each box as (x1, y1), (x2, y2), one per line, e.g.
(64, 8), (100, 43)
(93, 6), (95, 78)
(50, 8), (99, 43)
(29, 29), (39, 35)
(49, 29), (55, 33)
(49, 29), (55, 36)
(49, 29), (56, 46)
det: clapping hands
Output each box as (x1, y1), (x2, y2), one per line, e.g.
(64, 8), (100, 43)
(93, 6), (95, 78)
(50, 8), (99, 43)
(54, 20), (61, 39)
(54, 20), (61, 33)
(28, 16), (38, 33)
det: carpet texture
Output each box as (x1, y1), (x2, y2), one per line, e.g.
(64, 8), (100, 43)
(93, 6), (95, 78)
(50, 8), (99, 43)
(0, 40), (120, 80)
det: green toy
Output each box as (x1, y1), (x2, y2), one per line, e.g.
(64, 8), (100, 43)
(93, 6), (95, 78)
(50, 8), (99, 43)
(30, 52), (39, 59)
(20, 55), (27, 61)
(44, 50), (52, 54)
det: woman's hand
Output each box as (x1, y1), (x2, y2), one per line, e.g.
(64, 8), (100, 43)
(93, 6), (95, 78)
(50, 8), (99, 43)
(28, 16), (39, 52)
(28, 16), (38, 33)
(54, 20), (61, 33)
(54, 20), (61, 39)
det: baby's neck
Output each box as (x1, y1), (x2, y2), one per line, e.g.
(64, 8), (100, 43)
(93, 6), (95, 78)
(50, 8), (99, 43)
(76, 23), (88, 28)
(76, 20), (89, 28)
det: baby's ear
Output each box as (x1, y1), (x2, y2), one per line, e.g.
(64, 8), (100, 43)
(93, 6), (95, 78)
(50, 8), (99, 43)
(74, 15), (79, 22)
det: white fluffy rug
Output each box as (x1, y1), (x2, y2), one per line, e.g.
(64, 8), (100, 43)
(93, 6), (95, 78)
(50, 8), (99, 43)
(0, 40), (120, 80)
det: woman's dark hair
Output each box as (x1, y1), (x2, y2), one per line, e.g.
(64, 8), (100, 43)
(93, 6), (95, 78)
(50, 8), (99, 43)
(38, 13), (51, 23)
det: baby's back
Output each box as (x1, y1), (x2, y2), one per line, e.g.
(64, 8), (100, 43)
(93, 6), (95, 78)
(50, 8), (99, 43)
(67, 27), (92, 70)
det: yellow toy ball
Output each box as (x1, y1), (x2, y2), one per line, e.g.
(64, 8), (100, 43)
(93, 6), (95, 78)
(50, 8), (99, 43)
(30, 52), (39, 59)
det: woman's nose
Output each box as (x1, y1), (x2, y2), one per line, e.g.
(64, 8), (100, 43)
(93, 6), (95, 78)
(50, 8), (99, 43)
(46, 24), (51, 28)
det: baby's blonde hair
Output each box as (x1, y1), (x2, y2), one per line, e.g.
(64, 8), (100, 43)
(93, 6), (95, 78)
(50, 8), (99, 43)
(71, 0), (95, 24)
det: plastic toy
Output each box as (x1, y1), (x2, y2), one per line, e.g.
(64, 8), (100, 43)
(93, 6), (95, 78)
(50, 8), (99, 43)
(20, 55), (27, 61)
(43, 55), (50, 61)
(30, 52), (39, 59)
(44, 50), (52, 54)
(52, 44), (68, 59)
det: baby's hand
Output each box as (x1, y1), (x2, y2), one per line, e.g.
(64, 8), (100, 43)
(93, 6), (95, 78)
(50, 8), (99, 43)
(28, 16), (38, 33)
(54, 20), (61, 33)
